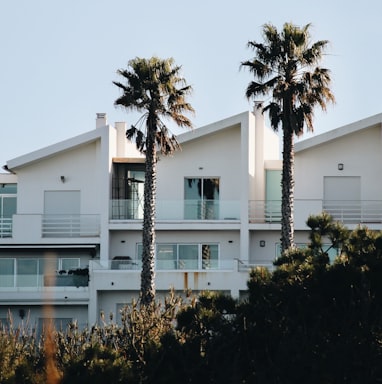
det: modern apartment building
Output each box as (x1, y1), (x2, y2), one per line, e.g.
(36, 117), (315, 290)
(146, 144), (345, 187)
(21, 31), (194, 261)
(1, 108), (381, 328)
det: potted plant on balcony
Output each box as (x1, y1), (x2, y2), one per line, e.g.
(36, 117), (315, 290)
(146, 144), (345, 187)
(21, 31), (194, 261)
(68, 267), (89, 287)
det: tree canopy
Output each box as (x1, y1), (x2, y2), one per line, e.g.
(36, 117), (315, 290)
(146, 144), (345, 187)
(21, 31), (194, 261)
(242, 23), (335, 253)
(114, 57), (194, 305)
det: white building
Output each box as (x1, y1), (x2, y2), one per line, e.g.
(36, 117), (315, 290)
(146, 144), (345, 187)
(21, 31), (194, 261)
(0, 108), (381, 328)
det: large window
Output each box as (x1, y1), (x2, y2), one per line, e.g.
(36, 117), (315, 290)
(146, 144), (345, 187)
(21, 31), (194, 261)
(0, 258), (14, 287)
(0, 184), (17, 238)
(112, 163), (145, 219)
(276, 243), (339, 262)
(184, 178), (220, 219)
(265, 170), (281, 222)
(17, 259), (38, 287)
(0, 257), (81, 288)
(137, 243), (219, 270)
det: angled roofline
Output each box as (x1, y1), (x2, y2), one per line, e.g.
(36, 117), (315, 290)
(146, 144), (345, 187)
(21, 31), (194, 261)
(176, 111), (251, 144)
(295, 113), (382, 153)
(6, 126), (110, 171)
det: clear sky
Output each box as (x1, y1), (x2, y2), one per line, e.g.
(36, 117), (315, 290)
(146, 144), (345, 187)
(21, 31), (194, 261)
(1, 0), (381, 167)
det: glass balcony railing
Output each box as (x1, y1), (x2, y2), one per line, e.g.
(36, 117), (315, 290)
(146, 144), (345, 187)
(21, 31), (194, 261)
(93, 258), (235, 271)
(0, 272), (89, 288)
(0, 258), (89, 289)
(110, 200), (240, 221)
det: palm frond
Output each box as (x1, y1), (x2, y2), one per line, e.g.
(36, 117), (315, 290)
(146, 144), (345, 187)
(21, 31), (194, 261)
(114, 56), (194, 155)
(243, 22), (334, 135)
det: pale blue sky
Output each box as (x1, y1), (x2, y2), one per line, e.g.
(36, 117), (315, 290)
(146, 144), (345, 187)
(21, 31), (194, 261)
(1, 0), (381, 166)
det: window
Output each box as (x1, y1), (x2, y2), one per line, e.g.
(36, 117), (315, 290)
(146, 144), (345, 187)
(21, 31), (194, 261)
(184, 178), (220, 219)
(112, 163), (145, 219)
(179, 244), (199, 269)
(61, 258), (80, 271)
(0, 257), (81, 288)
(137, 243), (219, 270)
(265, 170), (281, 222)
(0, 197), (16, 218)
(276, 243), (339, 262)
(17, 259), (38, 287)
(157, 244), (177, 269)
(0, 184), (17, 238)
(201, 244), (219, 269)
(0, 259), (14, 287)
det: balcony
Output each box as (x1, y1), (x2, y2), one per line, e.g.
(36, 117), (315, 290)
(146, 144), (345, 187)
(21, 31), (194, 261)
(323, 201), (382, 224)
(110, 199), (382, 226)
(42, 215), (100, 237)
(250, 200), (382, 226)
(0, 218), (12, 238)
(96, 258), (236, 271)
(237, 259), (275, 272)
(110, 199), (240, 221)
(0, 214), (100, 241)
(0, 258), (89, 289)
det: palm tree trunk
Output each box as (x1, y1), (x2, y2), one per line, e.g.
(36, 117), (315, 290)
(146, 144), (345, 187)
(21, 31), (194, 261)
(281, 128), (295, 253)
(140, 119), (157, 306)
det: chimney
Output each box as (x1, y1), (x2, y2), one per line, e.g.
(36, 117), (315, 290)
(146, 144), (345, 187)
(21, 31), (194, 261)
(96, 113), (107, 129)
(253, 101), (263, 118)
(254, 101), (265, 200)
(253, 100), (265, 129)
(115, 122), (127, 156)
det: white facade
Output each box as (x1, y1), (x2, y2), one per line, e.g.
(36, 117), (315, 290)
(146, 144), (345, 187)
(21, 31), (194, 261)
(0, 109), (381, 327)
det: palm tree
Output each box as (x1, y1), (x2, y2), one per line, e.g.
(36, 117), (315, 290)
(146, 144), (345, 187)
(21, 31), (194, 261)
(241, 23), (335, 253)
(114, 57), (194, 305)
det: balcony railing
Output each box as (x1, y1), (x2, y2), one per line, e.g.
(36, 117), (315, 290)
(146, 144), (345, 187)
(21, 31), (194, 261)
(250, 200), (382, 224)
(110, 199), (382, 224)
(94, 258), (235, 271)
(249, 200), (282, 223)
(0, 259), (89, 289)
(0, 272), (89, 289)
(110, 200), (240, 221)
(42, 214), (100, 237)
(237, 259), (275, 272)
(323, 201), (382, 223)
(0, 218), (12, 238)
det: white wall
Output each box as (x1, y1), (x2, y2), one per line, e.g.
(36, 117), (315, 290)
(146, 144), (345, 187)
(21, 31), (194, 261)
(15, 142), (100, 214)
(109, 230), (240, 263)
(295, 126), (382, 200)
(156, 124), (242, 202)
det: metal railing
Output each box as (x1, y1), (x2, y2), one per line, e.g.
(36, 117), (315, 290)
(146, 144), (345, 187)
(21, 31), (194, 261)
(249, 200), (282, 223)
(42, 214), (100, 237)
(250, 200), (382, 224)
(323, 201), (382, 224)
(236, 259), (275, 272)
(0, 218), (12, 238)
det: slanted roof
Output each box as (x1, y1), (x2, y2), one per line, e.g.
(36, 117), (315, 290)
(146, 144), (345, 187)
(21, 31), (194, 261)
(295, 113), (382, 153)
(6, 126), (108, 171)
(176, 111), (251, 144)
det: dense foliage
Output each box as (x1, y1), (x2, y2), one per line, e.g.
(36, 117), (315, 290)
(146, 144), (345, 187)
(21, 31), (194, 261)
(2, 214), (382, 383)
